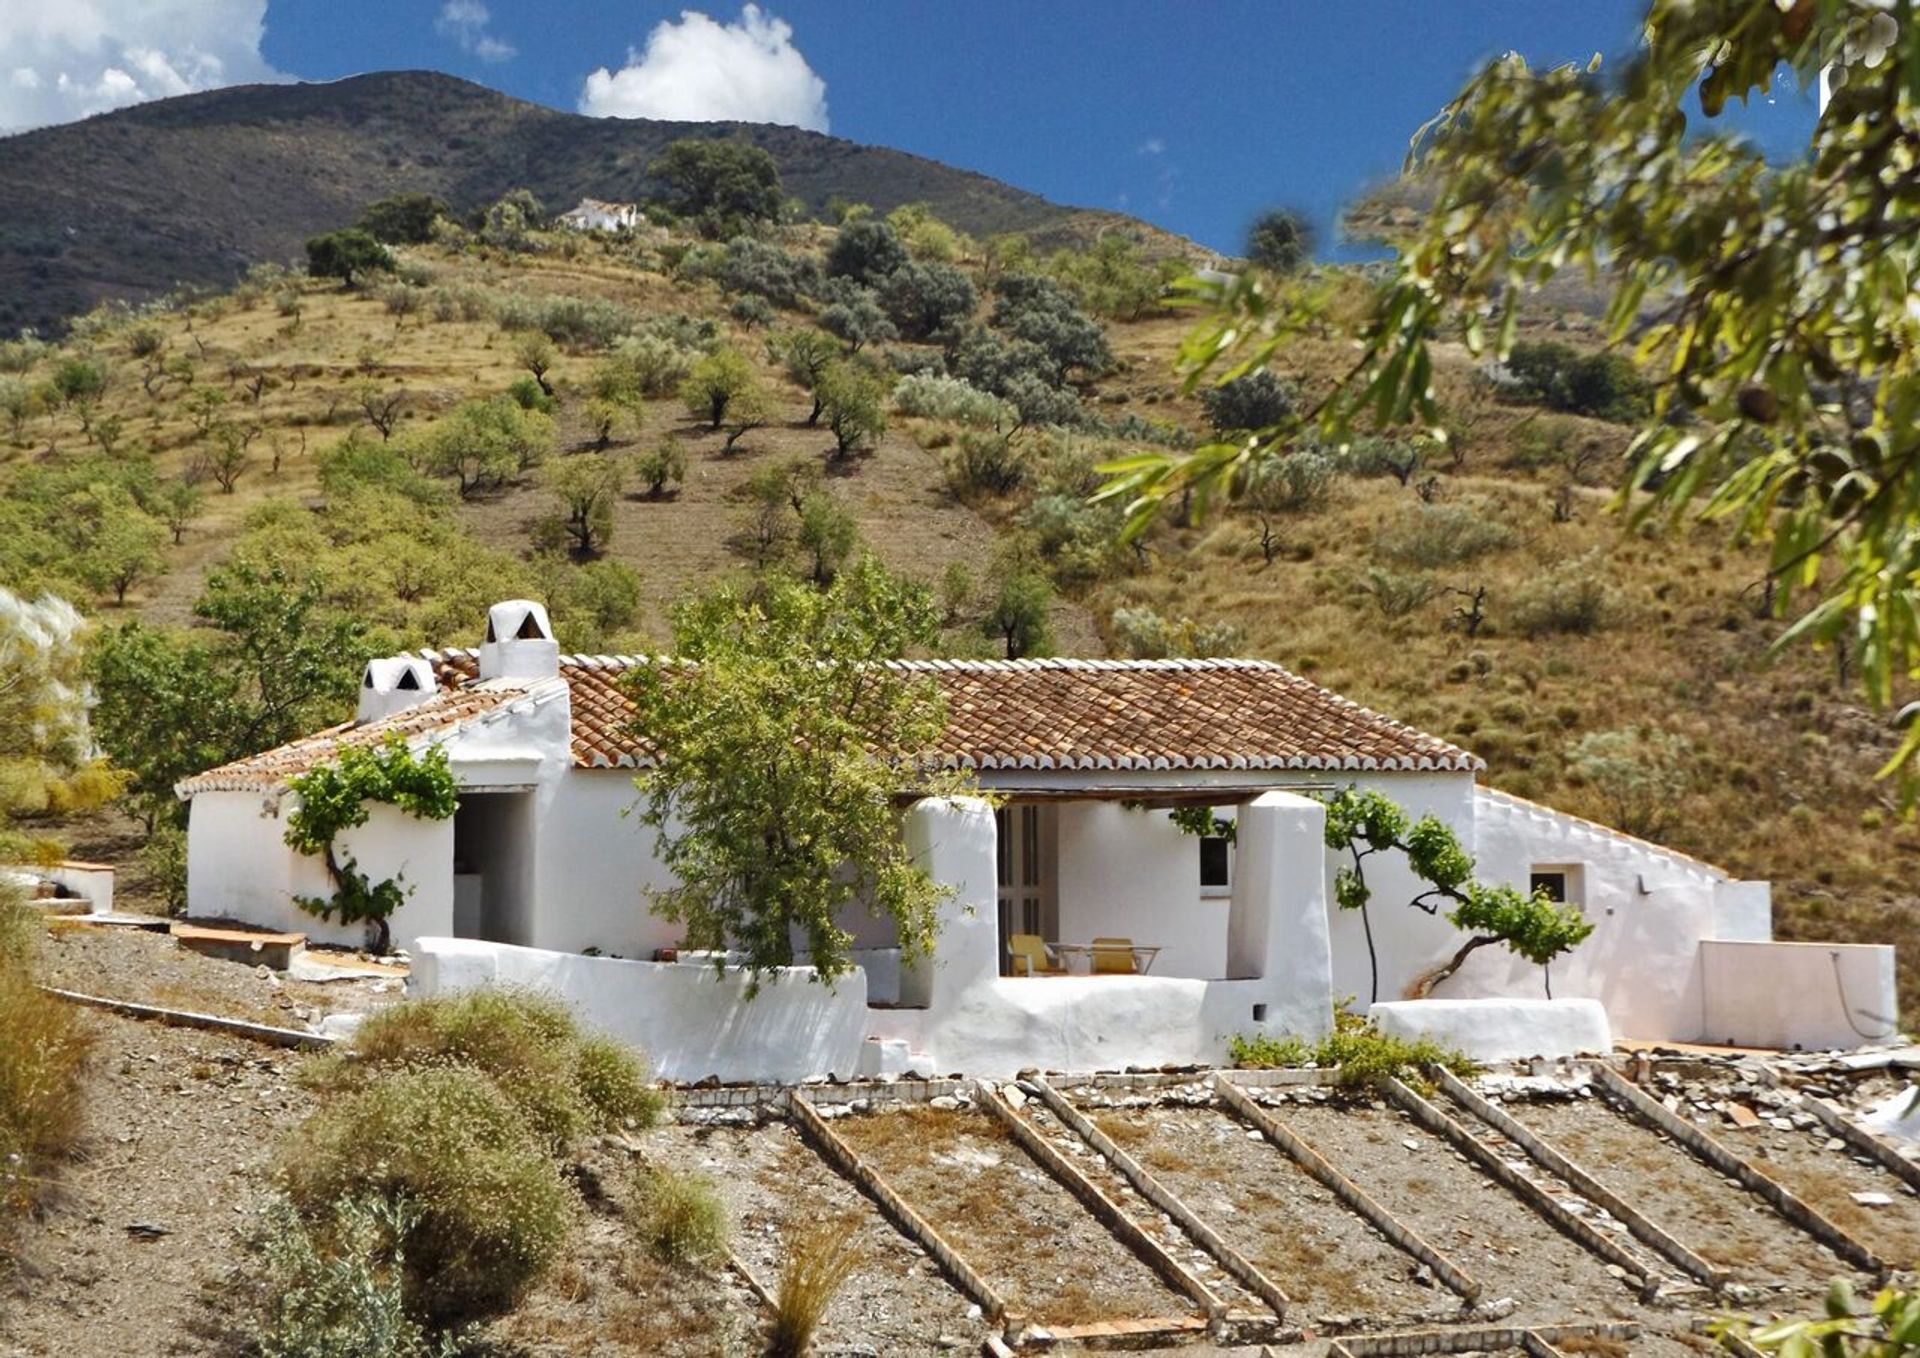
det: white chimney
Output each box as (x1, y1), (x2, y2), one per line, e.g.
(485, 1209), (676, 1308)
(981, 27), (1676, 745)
(478, 599), (559, 680)
(356, 656), (437, 725)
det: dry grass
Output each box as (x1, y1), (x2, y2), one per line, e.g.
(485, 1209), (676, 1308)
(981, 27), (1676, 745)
(765, 1217), (861, 1358)
(0, 902), (95, 1262)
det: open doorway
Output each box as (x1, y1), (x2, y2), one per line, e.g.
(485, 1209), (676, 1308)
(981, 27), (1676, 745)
(453, 792), (534, 944)
(996, 803), (1058, 975)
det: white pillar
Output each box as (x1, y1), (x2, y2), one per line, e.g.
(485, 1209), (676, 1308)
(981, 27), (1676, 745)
(1228, 790), (1334, 1036)
(901, 795), (998, 1010)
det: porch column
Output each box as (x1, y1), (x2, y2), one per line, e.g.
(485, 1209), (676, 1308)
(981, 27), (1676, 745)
(901, 795), (998, 1010)
(1228, 790), (1334, 1036)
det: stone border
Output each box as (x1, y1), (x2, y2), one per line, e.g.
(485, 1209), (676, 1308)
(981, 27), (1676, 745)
(976, 1083), (1227, 1332)
(1754, 1066), (1920, 1194)
(725, 1247), (778, 1311)
(669, 1077), (972, 1111)
(1433, 1067), (1727, 1289)
(1517, 1332), (1568, 1358)
(1045, 1067), (1334, 1093)
(1027, 1076), (1293, 1322)
(1327, 1320), (1640, 1357)
(786, 1090), (1016, 1332)
(1379, 1078), (1662, 1294)
(1591, 1064), (1885, 1275)
(41, 985), (337, 1051)
(1212, 1074), (1482, 1303)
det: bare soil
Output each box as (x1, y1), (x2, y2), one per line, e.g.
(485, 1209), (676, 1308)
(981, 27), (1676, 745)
(647, 1119), (990, 1353)
(829, 1105), (1195, 1326)
(1716, 1120), (1920, 1270)
(1510, 1095), (1857, 1296)
(35, 921), (398, 1030)
(1074, 1100), (1457, 1328)
(1273, 1095), (1647, 1324)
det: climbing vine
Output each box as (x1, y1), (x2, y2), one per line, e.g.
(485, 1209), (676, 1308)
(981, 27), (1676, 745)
(284, 734), (459, 953)
(1322, 787), (1593, 1004)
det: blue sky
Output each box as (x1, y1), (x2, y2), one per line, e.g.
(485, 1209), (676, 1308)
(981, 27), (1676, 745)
(5, 2), (1823, 255)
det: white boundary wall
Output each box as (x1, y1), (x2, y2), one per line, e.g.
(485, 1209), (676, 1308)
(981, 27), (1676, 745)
(1700, 939), (1897, 1050)
(411, 936), (870, 1083)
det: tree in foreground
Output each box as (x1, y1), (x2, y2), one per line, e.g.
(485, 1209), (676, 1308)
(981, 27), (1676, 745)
(1096, 1), (1920, 796)
(1322, 788), (1593, 1005)
(1727, 1277), (1920, 1358)
(625, 559), (967, 987)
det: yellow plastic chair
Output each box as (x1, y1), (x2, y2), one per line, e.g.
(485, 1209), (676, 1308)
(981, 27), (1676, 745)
(1091, 936), (1138, 975)
(1008, 933), (1065, 976)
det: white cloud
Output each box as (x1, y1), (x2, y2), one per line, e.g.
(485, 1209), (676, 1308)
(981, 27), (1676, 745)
(0, 1), (283, 132)
(579, 5), (827, 132)
(436, 0), (515, 64)
(1137, 137), (1165, 156)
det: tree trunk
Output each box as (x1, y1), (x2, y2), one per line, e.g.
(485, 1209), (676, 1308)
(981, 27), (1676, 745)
(1408, 933), (1495, 998)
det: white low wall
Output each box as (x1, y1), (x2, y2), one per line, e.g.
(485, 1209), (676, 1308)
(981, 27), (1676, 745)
(1371, 997), (1613, 1062)
(1700, 940), (1899, 1051)
(410, 936), (871, 1083)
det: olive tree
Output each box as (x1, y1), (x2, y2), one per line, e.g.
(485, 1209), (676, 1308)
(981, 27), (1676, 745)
(625, 558), (967, 986)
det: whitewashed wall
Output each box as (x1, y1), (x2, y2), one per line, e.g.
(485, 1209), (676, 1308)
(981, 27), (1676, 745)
(1701, 940), (1897, 1050)
(1055, 802), (1226, 979)
(186, 790), (454, 951)
(411, 936), (870, 1083)
(525, 771), (680, 958)
(1463, 787), (1759, 1041)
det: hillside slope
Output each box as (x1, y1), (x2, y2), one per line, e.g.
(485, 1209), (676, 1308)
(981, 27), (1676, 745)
(0, 70), (1191, 337)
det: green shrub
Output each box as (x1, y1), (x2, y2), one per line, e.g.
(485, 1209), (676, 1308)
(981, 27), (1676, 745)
(1374, 503), (1516, 568)
(630, 1164), (729, 1265)
(1510, 554), (1609, 636)
(246, 1193), (464, 1358)
(943, 429), (1026, 496)
(1503, 340), (1650, 423)
(280, 1067), (575, 1324)
(1110, 605), (1242, 659)
(1245, 449), (1339, 513)
(505, 375), (556, 415)
(1201, 369), (1294, 433)
(1363, 567), (1441, 619)
(892, 374), (1012, 429)
(310, 987), (662, 1148)
(1228, 1012), (1473, 1090)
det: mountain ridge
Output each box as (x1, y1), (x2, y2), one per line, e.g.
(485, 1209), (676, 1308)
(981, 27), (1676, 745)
(0, 70), (1197, 336)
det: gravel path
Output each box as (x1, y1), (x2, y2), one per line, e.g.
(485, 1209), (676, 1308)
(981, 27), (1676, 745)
(831, 1106), (1195, 1326)
(1717, 1122), (1920, 1270)
(1510, 1095), (1856, 1297)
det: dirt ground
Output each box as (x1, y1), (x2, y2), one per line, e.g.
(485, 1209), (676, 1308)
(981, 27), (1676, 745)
(35, 920), (398, 1030)
(1713, 1121), (1920, 1271)
(649, 1119), (991, 1353)
(1072, 1098), (1460, 1330)
(829, 1105), (1196, 1327)
(1271, 1093), (1651, 1325)
(1507, 1094), (1858, 1297)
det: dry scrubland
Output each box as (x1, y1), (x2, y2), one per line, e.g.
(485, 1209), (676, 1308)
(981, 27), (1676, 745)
(2, 210), (1914, 1017)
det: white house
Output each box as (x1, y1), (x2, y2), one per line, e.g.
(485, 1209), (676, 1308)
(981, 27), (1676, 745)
(556, 197), (643, 232)
(175, 600), (1897, 1080)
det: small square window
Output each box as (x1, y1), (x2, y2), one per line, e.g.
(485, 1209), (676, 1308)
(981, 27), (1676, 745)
(1530, 870), (1568, 903)
(1529, 864), (1585, 908)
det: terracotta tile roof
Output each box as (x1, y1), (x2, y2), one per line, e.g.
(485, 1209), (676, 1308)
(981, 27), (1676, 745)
(176, 653), (1479, 796)
(437, 651), (1480, 775)
(172, 679), (547, 796)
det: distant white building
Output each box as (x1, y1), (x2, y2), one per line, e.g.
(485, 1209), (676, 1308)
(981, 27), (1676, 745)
(557, 198), (642, 232)
(175, 599), (1896, 1081)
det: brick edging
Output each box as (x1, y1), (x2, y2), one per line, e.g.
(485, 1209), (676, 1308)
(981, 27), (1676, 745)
(1332, 1320), (1640, 1357)
(41, 985), (336, 1050)
(976, 1082), (1225, 1329)
(1212, 1075), (1482, 1303)
(1591, 1064), (1885, 1275)
(1027, 1076), (1292, 1322)
(1754, 1065), (1920, 1195)
(1433, 1067), (1727, 1289)
(786, 1091), (1013, 1329)
(1379, 1078), (1659, 1294)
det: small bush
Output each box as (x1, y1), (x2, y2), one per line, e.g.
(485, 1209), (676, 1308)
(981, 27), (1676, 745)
(943, 429), (1026, 496)
(0, 925), (95, 1246)
(597, 335), (694, 402)
(1110, 605), (1243, 659)
(281, 1067), (575, 1324)
(1374, 503), (1515, 568)
(630, 1164), (729, 1265)
(311, 987), (662, 1148)
(1502, 340), (1650, 423)
(1229, 1012), (1473, 1090)
(1245, 449), (1339, 514)
(892, 374), (1011, 429)
(1202, 370), (1294, 433)
(1510, 553), (1609, 636)
(505, 375), (556, 415)
(766, 1219), (860, 1358)
(635, 438), (688, 499)
(246, 1193), (464, 1358)
(1363, 567), (1441, 619)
